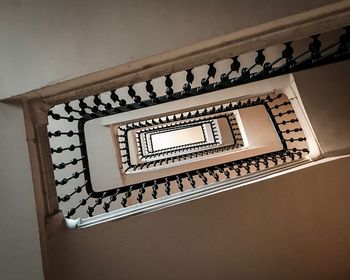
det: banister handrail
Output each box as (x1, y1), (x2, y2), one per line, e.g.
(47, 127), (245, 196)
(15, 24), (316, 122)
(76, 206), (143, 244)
(3, 0), (350, 106)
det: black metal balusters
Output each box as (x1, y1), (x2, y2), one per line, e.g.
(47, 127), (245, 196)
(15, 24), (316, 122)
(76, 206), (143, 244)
(146, 80), (158, 103)
(128, 85), (142, 105)
(182, 69), (194, 96)
(47, 27), (348, 220)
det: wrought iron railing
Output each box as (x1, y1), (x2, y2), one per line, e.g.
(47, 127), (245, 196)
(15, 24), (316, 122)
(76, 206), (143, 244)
(118, 111), (241, 172)
(47, 26), (349, 220)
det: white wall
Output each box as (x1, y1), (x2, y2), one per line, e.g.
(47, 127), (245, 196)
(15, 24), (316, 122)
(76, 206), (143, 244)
(0, 0), (337, 98)
(0, 0), (342, 279)
(0, 103), (44, 280)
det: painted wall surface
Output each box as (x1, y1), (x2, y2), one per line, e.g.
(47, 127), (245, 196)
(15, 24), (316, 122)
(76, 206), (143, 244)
(0, 0), (346, 279)
(0, 0), (337, 98)
(0, 103), (44, 280)
(294, 61), (350, 156)
(48, 156), (350, 280)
